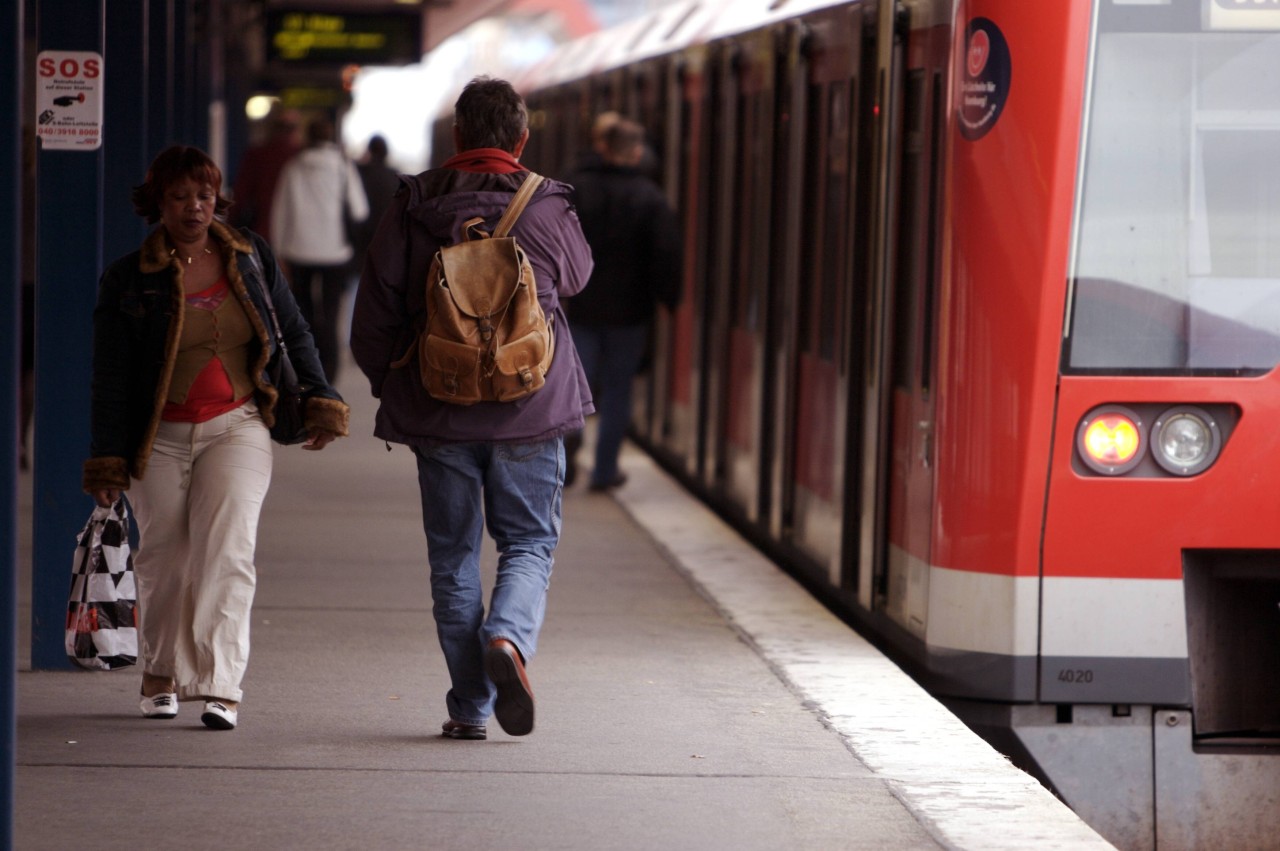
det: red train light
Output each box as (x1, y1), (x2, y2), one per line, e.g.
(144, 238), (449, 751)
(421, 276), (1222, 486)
(1077, 406), (1145, 475)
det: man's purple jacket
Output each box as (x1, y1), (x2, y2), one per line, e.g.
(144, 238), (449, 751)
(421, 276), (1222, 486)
(351, 162), (596, 446)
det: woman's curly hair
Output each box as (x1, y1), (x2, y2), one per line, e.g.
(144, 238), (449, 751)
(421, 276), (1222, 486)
(131, 145), (232, 224)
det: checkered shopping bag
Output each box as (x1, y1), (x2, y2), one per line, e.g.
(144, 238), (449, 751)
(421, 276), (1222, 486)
(65, 500), (138, 670)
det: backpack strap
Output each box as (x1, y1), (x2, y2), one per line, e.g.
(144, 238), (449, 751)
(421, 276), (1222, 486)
(493, 173), (544, 238)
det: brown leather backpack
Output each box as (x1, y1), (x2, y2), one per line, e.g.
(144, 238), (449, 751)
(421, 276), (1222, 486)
(392, 174), (554, 404)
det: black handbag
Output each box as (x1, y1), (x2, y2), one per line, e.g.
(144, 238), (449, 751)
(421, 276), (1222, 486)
(244, 244), (311, 445)
(267, 339), (309, 445)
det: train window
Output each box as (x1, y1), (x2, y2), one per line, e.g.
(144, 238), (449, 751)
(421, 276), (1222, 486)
(1066, 9), (1280, 374)
(919, 71), (943, 396)
(891, 70), (928, 390)
(798, 80), (832, 358)
(689, 76), (712, 325)
(793, 78), (844, 360)
(731, 89), (771, 332)
(819, 81), (850, 360)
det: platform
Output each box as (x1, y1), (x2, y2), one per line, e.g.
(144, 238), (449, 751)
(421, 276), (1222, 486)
(14, 368), (1112, 850)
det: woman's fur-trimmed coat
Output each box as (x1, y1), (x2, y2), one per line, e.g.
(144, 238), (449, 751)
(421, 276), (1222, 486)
(82, 221), (349, 493)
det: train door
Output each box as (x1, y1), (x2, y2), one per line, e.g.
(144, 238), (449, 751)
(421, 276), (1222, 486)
(652, 46), (713, 476)
(881, 57), (944, 636)
(538, 84), (586, 180)
(626, 58), (669, 440)
(626, 60), (666, 145)
(537, 86), (570, 178)
(711, 30), (777, 522)
(634, 54), (687, 450)
(592, 71), (624, 120)
(564, 83), (593, 176)
(777, 8), (865, 585)
(766, 21), (807, 547)
(857, 1), (946, 625)
(697, 44), (739, 486)
(855, 0), (906, 610)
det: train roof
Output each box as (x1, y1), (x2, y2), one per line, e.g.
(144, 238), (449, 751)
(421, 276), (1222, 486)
(515, 0), (854, 92)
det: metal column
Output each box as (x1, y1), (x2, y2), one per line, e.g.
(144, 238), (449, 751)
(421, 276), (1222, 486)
(1, 0), (25, 844)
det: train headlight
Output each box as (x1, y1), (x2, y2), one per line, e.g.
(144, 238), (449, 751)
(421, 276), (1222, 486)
(1077, 406), (1144, 475)
(1151, 406), (1220, 476)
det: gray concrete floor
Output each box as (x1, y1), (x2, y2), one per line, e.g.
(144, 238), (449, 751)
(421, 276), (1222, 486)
(13, 359), (1109, 850)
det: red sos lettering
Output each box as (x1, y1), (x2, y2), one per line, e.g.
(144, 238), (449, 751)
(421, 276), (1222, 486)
(37, 56), (100, 79)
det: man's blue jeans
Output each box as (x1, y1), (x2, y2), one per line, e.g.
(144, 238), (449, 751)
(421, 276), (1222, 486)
(572, 323), (649, 487)
(414, 439), (564, 726)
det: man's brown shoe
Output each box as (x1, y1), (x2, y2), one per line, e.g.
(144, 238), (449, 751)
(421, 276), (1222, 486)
(484, 639), (535, 736)
(441, 719), (487, 740)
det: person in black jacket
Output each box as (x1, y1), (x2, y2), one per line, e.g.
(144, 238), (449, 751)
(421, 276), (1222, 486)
(353, 134), (400, 273)
(564, 118), (681, 490)
(83, 145), (349, 730)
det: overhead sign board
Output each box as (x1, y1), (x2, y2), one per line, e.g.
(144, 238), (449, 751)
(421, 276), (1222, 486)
(1209, 0), (1280, 30)
(267, 10), (422, 66)
(35, 50), (104, 151)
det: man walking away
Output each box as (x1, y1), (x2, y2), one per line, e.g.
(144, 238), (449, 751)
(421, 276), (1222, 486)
(271, 117), (369, 383)
(350, 77), (594, 740)
(564, 117), (682, 490)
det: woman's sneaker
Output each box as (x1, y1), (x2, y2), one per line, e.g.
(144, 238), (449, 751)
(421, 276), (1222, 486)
(139, 692), (179, 719)
(201, 700), (238, 730)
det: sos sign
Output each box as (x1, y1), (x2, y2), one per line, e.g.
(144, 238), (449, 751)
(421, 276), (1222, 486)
(35, 50), (104, 151)
(37, 54), (101, 80)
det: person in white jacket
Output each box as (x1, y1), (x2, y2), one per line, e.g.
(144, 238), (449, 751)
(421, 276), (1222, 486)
(271, 116), (369, 383)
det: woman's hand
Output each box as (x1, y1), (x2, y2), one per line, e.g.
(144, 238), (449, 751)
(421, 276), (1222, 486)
(92, 488), (121, 508)
(302, 431), (336, 451)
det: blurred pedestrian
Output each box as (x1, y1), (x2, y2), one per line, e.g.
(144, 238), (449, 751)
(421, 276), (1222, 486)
(230, 105), (301, 243)
(573, 110), (620, 173)
(83, 145), (349, 730)
(564, 117), (682, 490)
(351, 76), (594, 740)
(353, 134), (400, 273)
(271, 116), (369, 383)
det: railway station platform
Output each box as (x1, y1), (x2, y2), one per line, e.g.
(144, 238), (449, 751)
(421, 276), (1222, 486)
(13, 369), (1112, 850)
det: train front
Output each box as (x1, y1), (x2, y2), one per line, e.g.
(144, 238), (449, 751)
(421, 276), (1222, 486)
(977, 1), (1280, 848)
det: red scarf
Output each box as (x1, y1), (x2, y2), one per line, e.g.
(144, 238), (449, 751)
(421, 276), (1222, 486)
(440, 148), (526, 174)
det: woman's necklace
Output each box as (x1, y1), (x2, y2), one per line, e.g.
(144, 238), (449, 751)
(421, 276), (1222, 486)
(170, 245), (213, 265)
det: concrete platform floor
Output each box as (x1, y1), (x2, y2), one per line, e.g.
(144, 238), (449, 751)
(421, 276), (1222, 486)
(13, 367), (1110, 850)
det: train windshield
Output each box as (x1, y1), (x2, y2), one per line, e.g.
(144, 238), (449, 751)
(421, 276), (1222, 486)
(1066, 1), (1280, 374)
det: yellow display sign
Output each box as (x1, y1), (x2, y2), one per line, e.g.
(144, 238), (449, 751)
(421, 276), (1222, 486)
(1209, 0), (1280, 30)
(267, 10), (420, 65)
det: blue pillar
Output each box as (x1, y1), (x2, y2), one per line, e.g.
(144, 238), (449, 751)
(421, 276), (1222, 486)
(148, 0), (175, 153)
(1, 0), (25, 845)
(31, 0), (104, 670)
(153, 0), (204, 150)
(103, 1), (150, 259)
(175, 1), (202, 144)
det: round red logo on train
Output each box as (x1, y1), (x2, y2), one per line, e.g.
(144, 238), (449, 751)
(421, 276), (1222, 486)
(967, 29), (990, 77)
(959, 18), (1011, 142)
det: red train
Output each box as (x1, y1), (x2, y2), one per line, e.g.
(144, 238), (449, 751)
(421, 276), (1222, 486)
(500, 1), (1280, 847)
